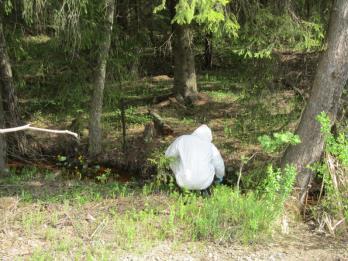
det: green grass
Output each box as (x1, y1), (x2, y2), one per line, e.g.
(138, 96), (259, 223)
(205, 90), (241, 103)
(0, 163), (322, 259)
(161, 187), (279, 243)
(0, 168), (133, 204)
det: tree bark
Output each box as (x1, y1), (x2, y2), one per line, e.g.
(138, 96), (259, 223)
(273, 0), (291, 15)
(204, 34), (213, 70)
(118, 0), (130, 30)
(173, 23), (198, 102)
(0, 14), (27, 156)
(0, 87), (6, 174)
(88, 0), (115, 158)
(170, 0), (198, 102)
(281, 0), (348, 202)
(305, 0), (311, 19)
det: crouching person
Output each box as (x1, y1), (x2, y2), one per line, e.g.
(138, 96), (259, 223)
(165, 125), (225, 193)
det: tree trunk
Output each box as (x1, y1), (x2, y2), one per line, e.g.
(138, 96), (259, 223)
(133, 0), (140, 32)
(281, 0), (348, 203)
(204, 34), (213, 70)
(305, 0), (311, 19)
(273, 0), (291, 15)
(173, 23), (198, 102)
(169, 0), (198, 102)
(0, 87), (6, 174)
(88, 0), (115, 158)
(0, 14), (27, 156)
(118, 0), (130, 30)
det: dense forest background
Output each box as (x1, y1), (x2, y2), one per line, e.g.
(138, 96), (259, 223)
(0, 0), (347, 259)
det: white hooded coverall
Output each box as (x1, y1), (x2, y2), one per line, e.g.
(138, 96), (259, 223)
(165, 125), (225, 190)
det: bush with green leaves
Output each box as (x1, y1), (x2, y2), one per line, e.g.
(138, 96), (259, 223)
(310, 112), (348, 229)
(257, 164), (297, 212)
(154, 0), (239, 37)
(317, 112), (348, 166)
(147, 149), (177, 191)
(258, 131), (301, 154)
(236, 131), (300, 191)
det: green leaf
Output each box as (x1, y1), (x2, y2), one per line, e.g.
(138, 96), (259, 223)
(153, 0), (166, 14)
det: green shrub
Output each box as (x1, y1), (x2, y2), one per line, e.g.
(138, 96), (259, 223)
(146, 149), (177, 192)
(258, 131), (301, 154)
(310, 112), (348, 231)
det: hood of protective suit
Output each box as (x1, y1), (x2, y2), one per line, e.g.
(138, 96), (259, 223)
(191, 124), (212, 142)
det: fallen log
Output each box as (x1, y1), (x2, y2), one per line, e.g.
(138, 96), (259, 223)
(148, 110), (174, 136)
(123, 92), (173, 107)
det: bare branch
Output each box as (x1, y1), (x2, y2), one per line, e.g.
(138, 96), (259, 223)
(0, 124), (79, 139)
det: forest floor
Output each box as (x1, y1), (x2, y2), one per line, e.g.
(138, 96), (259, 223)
(0, 172), (347, 260)
(22, 71), (306, 184)
(3, 55), (347, 259)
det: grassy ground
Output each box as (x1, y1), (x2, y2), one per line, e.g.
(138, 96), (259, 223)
(1, 169), (347, 260)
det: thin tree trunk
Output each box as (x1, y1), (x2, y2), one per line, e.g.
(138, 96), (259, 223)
(0, 14), (27, 156)
(204, 34), (213, 70)
(134, 0), (140, 33)
(281, 0), (348, 203)
(0, 87), (6, 174)
(273, 0), (291, 15)
(173, 23), (198, 102)
(118, 0), (130, 30)
(305, 0), (311, 19)
(88, 0), (115, 158)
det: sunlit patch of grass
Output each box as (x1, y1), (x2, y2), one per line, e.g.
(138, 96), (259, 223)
(205, 90), (240, 103)
(54, 236), (84, 253)
(31, 248), (54, 260)
(44, 227), (60, 241)
(22, 35), (51, 44)
(103, 107), (151, 128)
(21, 210), (46, 233)
(180, 116), (197, 125)
(1, 170), (133, 204)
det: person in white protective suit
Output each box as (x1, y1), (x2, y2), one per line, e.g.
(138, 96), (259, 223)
(165, 125), (225, 190)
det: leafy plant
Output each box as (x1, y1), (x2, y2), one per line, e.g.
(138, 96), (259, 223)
(154, 0), (239, 38)
(310, 112), (348, 233)
(147, 149), (177, 191)
(258, 131), (301, 154)
(317, 112), (348, 166)
(96, 168), (111, 184)
(258, 164), (297, 209)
